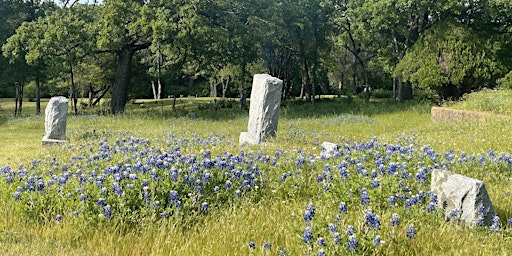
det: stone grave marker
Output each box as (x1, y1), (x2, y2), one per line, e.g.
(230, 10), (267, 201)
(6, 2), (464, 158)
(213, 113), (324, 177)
(239, 74), (283, 145)
(42, 96), (69, 146)
(431, 169), (496, 226)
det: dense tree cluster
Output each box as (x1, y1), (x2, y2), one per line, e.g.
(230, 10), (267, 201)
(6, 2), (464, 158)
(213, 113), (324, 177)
(1, 0), (511, 114)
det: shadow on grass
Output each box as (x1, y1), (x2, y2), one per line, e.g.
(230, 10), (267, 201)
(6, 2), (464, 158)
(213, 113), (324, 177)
(0, 96), (434, 123)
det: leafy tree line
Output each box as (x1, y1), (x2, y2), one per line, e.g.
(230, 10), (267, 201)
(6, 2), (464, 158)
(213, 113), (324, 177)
(1, 0), (511, 115)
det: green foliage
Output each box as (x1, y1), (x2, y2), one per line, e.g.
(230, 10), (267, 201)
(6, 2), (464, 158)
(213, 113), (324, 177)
(395, 22), (503, 101)
(444, 88), (512, 115)
(497, 71), (512, 89)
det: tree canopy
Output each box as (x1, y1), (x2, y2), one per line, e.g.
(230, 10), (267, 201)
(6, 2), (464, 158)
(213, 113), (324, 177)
(1, 0), (511, 114)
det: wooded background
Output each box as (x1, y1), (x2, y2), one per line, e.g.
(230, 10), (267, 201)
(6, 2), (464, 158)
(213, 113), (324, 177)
(1, 0), (511, 114)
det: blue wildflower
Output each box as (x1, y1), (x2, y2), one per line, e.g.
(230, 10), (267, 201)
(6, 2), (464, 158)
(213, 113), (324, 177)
(374, 235), (382, 246)
(490, 215), (501, 231)
(347, 235), (357, 251)
(200, 202), (208, 214)
(104, 205), (111, 218)
(317, 237), (326, 247)
(303, 227), (313, 243)
(13, 191), (21, 200)
(328, 223), (338, 233)
(365, 210), (381, 230)
(304, 202), (315, 222)
(360, 188), (370, 205)
(391, 213), (400, 226)
(278, 248), (287, 255)
(55, 214), (62, 222)
(263, 242), (271, 251)
(317, 250), (326, 256)
(448, 209), (459, 220)
(427, 203), (436, 212)
(338, 202), (348, 214)
(406, 224), (416, 239)
(97, 198), (107, 207)
(345, 225), (355, 236)
(333, 232), (341, 244)
(248, 241), (256, 250)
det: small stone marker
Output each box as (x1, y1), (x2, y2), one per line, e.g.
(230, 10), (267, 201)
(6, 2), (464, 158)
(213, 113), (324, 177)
(431, 169), (496, 226)
(320, 142), (340, 159)
(239, 74), (283, 145)
(42, 96), (69, 146)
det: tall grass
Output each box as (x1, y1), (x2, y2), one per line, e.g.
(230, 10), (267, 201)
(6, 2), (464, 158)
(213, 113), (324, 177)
(1, 97), (512, 255)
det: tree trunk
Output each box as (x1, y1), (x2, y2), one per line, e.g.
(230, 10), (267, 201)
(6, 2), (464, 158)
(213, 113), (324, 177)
(151, 81), (157, 100)
(298, 35), (311, 102)
(35, 76), (41, 115)
(111, 47), (135, 114)
(69, 62), (78, 114)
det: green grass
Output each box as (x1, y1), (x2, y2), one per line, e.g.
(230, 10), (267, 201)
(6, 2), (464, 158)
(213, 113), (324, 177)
(443, 88), (512, 115)
(1, 96), (512, 255)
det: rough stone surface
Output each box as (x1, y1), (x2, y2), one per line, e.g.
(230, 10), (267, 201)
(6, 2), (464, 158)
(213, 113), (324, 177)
(320, 142), (339, 159)
(42, 96), (68, 145)
(240, 74), (283, 145)
(431, 169), (496, 226)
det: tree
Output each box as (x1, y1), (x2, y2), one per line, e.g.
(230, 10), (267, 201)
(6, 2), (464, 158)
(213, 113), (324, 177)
(96, 0), (170, 114)
(395, 21), (503, 102)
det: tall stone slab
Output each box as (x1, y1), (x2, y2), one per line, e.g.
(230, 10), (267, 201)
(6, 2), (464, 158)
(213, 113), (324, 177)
(239, 74), (283, 145)
(42, 96), (69, 145)
(431, 169), (496, 226)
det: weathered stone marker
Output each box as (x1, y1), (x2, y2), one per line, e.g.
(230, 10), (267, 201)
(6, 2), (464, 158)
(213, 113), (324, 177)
(42, 96), (69, 146)
(239, 74), (283, 145)
(431, 169), (496, 226)
(320, 142), (340, 159)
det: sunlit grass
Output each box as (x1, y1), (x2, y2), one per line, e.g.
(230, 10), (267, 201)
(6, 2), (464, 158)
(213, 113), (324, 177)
(1, 96), (512, 255)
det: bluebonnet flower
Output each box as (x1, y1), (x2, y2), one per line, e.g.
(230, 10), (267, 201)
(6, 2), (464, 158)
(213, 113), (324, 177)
(303, 227), (313, 243)
(427, 203), (436, 212)
(365, 210), (381, 230)
(476, 218), (485, 227)
(406, 224), (416, 239)
(347, 235), (357, 251)
(328, 223), (338, 233)
(36, 181), (45, 191)
(388, 195), (397, 205)
(13, 191), (21, 200)
(371, 179), (380, 188)
(345, 225), (355, 236)
(55, 214), (62, 222)
(278, 248), (287, 255)
(360, 188), (370, 205)
(490, 215), (501, 231)
(104, 205), (111, 218)
(200, 202), (208, 214)
(248, 241), (256, 250)
(391, 213), (400, 226)
(263, 242), (271, 251)
(235, 190), (241, 197)
(374, 235), (382, 246)
(143, 187), (150, 202)
(317, 250), (326, 256)
(317, 237), (326, 247)
(225, 180), (232, 189)
(160, 212), (169, 218)
(448, 209), (459, 220)
(304, 202), (315, 222)
(333, 232), (341, 244)
(97, 198), (107, 207)
(338, 202), (348, 214)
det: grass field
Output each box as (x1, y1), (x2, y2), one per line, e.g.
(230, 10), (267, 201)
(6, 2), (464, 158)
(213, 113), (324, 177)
(1, 94), (512, 255)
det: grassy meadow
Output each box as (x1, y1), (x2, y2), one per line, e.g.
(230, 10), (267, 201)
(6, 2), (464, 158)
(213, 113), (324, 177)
(1, 93), (512, 255)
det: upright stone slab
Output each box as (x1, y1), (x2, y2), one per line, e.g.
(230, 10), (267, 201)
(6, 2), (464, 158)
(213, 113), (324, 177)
(42, 96), (69, 145)
(431, 169), (496, 226)
(320, 142), (340, 159)
(239, 74), (283, 145)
